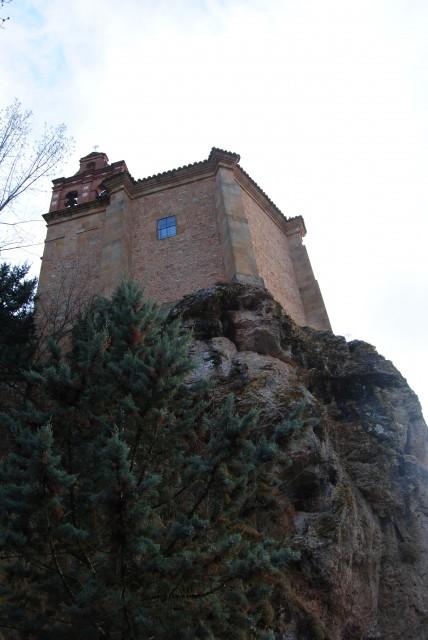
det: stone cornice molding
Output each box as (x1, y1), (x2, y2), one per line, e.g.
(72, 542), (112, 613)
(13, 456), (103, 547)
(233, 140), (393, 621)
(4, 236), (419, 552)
(101, 171), (134, 197)
(43, 148), (307, 238)
(129, 148), (293, 236)
(43, 200), (106, 224)
(284, 215), (307, 237)
(131, 147), (239, 196)
(233, 166), (291, 236)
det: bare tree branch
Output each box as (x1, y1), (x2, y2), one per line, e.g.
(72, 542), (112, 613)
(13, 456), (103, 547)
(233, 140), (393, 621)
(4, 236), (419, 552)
(0, 0), (11, 28)
(35, 258), (96, 355)
(0, 219), (42, 225)
(0, 100), (72, 215)
(0, 241), (43, 251)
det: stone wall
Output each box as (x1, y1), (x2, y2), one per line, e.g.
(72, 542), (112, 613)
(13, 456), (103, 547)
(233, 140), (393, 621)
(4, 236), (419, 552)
(131, 176), (226, 304)
(37, 207), (105, 333)
(240, 187), (307, 326)
(39, 176), (227, 315)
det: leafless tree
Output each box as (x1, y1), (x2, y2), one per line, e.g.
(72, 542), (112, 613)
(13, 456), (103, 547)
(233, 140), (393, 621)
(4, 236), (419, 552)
(0, 100), (71, 215)
(0, 0), (11, 27)
(35, 257), (96, 357)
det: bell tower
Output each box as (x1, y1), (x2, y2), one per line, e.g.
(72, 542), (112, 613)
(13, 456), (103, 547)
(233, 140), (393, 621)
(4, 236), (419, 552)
(38, 147), (331, 334)
(49, 151), (128, 213)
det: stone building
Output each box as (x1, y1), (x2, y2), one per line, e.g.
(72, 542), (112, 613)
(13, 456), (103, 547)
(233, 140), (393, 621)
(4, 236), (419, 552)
(38, 147), (331, 331)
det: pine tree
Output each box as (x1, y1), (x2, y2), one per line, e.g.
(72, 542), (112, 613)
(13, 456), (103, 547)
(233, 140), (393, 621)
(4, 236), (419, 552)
(0, 281), (299, 639)
(0, 262), (36, 402)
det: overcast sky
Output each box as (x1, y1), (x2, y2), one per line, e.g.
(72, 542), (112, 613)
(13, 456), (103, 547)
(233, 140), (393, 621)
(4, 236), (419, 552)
(1, 0), (427, 417)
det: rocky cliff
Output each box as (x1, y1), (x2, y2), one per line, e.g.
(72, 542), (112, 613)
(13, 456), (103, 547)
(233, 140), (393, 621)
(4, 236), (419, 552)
(170, 283), (428, 640)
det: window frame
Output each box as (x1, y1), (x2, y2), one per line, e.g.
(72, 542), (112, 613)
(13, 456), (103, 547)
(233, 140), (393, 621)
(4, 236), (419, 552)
(157, 215), (177, 240)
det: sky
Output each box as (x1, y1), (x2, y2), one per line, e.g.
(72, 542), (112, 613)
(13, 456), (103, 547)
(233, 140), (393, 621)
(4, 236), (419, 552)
(1, 0), (427, 417)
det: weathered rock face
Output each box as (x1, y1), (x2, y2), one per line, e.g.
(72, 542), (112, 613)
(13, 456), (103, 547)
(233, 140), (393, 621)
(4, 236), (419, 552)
(170, 283), (428, 640)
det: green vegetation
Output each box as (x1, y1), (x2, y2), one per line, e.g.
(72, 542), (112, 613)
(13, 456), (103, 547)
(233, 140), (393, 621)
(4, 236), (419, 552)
(0, 262), (36, 397)
(0, 277), (297, 639)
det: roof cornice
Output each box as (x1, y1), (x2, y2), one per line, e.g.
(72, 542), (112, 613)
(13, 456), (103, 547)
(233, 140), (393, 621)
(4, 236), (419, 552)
(43, 200), (106, 223)
(101, 171), (134, 196)
(233, 164), (290, 232)
(130, 147), (238, 196)
(130, 148), (289, 228)
(43, 148), (305, 237)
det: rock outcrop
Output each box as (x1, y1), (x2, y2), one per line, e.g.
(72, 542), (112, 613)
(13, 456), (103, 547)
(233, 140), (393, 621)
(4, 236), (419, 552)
(170, 283), (428, 640)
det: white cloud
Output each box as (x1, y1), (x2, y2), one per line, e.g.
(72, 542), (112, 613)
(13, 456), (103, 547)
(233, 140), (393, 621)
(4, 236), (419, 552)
(1, 0), (427, 416)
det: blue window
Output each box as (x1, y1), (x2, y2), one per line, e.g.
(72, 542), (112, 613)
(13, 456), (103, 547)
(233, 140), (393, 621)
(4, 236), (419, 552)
(157, 216), (177, 240)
